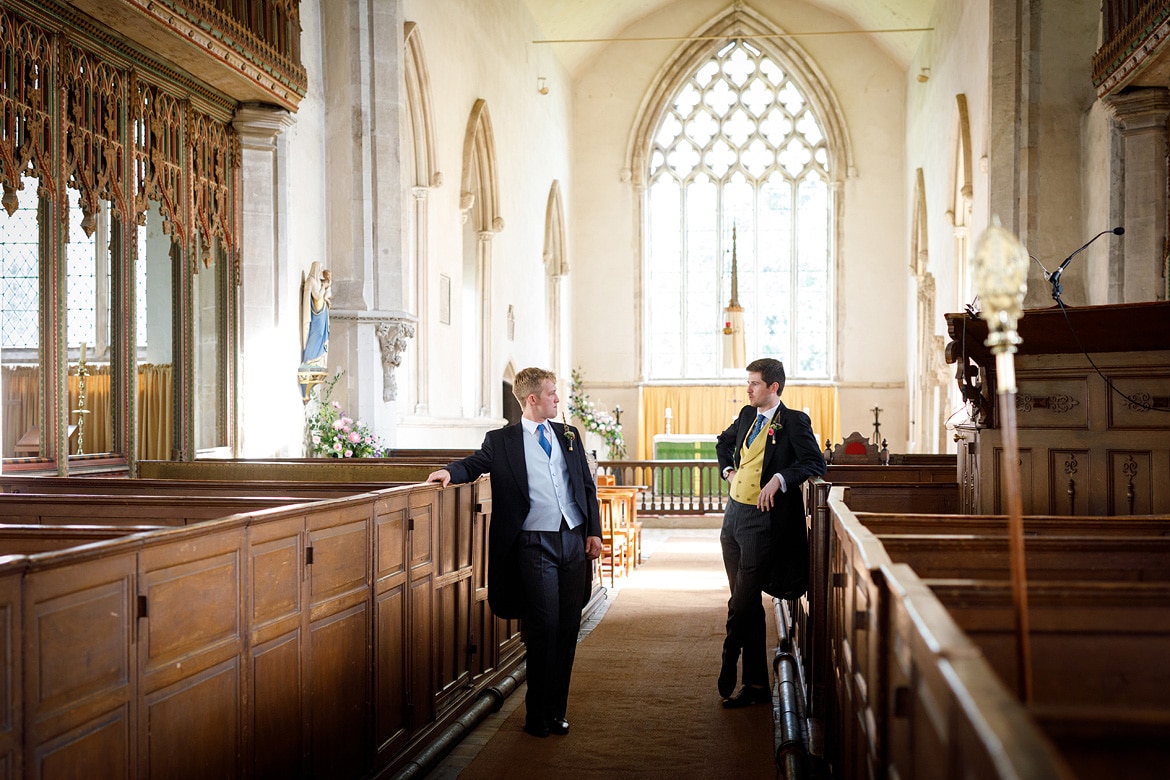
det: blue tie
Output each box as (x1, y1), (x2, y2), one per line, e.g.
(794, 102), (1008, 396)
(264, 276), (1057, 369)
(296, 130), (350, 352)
(537, 423), (553, 457)
(746, 413), (766, 447)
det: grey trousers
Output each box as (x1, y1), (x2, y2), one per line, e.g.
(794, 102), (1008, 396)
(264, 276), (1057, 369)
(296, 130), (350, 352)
(720, 498), (774, 687)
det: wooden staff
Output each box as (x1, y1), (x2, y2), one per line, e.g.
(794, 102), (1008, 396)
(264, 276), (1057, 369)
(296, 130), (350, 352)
(972, 218), (1033, 703)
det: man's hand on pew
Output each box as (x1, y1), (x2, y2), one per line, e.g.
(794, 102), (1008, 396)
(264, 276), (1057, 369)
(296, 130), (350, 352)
(426, 469), (451, 487)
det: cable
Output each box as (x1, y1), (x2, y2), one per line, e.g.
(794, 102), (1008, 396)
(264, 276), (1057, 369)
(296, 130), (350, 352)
(1054, 296), (1170, 413)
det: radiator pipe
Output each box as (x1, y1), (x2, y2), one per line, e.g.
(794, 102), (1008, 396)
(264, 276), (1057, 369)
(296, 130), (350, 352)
(773, 599), (808, 779)
(390, 663), (526, 780)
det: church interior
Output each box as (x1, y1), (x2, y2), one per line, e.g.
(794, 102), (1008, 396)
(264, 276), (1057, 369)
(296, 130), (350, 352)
(0, 0), (1168, 777)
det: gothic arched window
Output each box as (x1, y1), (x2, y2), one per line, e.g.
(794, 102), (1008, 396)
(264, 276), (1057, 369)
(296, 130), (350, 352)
(645, 39), (833, 380)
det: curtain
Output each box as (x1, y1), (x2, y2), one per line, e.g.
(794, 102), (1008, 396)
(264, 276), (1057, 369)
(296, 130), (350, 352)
(637, 385), (840, 460)
(2, 363), (173, 460)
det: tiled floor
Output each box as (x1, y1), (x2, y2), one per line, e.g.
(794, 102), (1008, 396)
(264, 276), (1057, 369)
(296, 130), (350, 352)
(425, 524), (721, 779)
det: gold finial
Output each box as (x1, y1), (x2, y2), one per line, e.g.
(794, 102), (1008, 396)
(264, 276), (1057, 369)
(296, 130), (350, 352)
(972, 216), (1029, 386)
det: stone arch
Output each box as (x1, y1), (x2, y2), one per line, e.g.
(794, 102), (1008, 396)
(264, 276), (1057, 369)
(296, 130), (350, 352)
(544, 180), (569, 377)
(460, 99), (501, 416)
(403, 21), (441, 189)
(910, 168), (947, 453)
(460, 99), (503, 233)
(948, 93), (974, 306)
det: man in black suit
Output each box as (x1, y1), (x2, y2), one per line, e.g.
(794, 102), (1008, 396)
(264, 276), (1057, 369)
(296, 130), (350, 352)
(426, 367), (602, 737)
(715, 358), (825, 707)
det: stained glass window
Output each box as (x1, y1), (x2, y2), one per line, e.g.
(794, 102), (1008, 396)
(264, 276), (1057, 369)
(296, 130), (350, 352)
(646, 40), (833, 379)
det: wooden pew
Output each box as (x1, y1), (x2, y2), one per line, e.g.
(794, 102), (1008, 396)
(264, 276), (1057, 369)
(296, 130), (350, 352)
(822, 490), (1169, 779)
(0, 493), (312, 526)
(0, 474), (386, 499)
(922, 577), (1170, 780)
(0, 476), (529, 778)
(876, 534), (1170, 581)
(801, 473), (960, 739)
(855, 511), (1170, 537)
(879, 563), (1075, 780)
(0, 524), (163, 555)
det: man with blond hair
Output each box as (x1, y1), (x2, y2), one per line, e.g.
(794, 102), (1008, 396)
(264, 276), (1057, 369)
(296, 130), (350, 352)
(427, 368), (602, 737)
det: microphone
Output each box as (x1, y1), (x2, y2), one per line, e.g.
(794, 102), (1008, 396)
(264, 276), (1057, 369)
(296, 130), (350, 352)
(1048, 226), (1124, 302)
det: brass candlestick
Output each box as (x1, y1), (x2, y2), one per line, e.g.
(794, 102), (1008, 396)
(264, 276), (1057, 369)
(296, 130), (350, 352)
(72, 342), (91, 456)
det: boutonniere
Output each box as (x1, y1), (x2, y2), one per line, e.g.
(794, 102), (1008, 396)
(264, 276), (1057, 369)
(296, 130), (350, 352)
(767, 421), (782, 444)
(561, 413), (575, 451)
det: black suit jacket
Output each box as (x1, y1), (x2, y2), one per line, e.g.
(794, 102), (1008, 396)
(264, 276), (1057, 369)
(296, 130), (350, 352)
(715, 402), (826, 598)
(445, 420), (601, 618)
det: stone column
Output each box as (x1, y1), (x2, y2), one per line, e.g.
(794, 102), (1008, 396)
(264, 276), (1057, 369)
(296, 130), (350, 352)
(1105, 88), (1170, 302)
(320, 0), (408, 441)
(232, 103), (298, 455)
(411, 186), (430, 415)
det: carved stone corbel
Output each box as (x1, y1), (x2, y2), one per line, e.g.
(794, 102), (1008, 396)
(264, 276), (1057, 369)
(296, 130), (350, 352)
(375, 320), (416, 401)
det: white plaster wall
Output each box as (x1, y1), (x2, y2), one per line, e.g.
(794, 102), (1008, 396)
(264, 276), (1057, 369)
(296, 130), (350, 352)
(904, 0), (991, 446)
(571, 0), (910, 453)
(396, 0), (575, 448)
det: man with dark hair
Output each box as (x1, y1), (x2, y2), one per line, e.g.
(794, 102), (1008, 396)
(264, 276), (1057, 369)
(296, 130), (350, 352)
(426, 368), (603, 737)
(715, 358), (825, 707)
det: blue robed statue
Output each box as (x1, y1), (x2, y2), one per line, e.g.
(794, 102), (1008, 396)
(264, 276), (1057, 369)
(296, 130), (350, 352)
(298, 261), (332, 402)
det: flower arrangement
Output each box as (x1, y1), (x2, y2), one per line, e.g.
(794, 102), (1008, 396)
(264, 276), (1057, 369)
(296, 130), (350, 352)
(306, 371), (387, 458)
(567, 367), (626, 459)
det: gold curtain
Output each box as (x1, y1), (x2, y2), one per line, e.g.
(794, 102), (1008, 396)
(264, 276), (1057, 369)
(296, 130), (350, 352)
(138, 364), (173, 461)
(2, 363), (172, 460)
(637, 385), (840, 460)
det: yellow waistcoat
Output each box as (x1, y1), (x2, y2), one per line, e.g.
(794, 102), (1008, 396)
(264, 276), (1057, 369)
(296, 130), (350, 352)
(730, 424), (769, 505)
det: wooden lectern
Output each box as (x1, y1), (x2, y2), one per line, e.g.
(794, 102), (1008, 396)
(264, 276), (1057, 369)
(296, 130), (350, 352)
(945, 300), (1170, 515)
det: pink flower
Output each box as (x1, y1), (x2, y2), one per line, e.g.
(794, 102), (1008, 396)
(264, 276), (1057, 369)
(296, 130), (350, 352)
(332, 419), (344, 430)
(333, 442), (342, 451)
(343, 450), (353, 457)
(312, 435), (321, 445)
(349, 431), (361, 443)
(331, 401), (341, 409)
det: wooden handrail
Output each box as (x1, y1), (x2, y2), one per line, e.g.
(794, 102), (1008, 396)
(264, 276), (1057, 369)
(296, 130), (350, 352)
(598, 460), (727, 515)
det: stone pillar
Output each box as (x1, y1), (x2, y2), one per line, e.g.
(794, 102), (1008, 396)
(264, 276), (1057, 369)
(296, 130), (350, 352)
(1105, 88), (1170, 302)
(320, 0), (408, 442)
(232, 103), (299, 456)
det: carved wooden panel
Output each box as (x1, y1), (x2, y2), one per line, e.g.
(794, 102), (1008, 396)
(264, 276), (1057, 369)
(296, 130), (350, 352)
(138, 528), (245, 779)
(62, 41), (128, 232)
(409, 496), (435, 726)
(993, 447), (1033, 515)
(1110, 451), (1153, 516)
(307, 503), (371, 779)
(1107, 373), (1170, 429)
(373, 493), (409, 762)
(308, 602), (369, 779)
(1049, 450), (1090, 516)
(0, 7), (54, 201)
(248, 515), (304, 779)
(0, 572), (19, 779)
(133, 79), (186, 246)
(23, 554), (135, 775)
(1013, 376), (1088, 429)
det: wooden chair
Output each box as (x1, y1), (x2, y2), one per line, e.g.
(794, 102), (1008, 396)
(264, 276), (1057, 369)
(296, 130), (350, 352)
(597, 494), (629, 587)
(598, 485), (642, 567)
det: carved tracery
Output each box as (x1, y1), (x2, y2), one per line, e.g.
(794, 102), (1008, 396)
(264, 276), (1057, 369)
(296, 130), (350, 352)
(0, 8), (54, 205)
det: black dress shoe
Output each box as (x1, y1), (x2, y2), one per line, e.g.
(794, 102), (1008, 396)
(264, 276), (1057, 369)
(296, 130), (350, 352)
(548, 717), (570, 735)
(718, 651), (738, 698)
(722, 685), (771, 709)
(523, 719), (550, 737)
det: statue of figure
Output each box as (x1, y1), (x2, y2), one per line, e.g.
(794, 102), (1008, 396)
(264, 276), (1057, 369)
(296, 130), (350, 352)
(299, 262), (332, 401)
